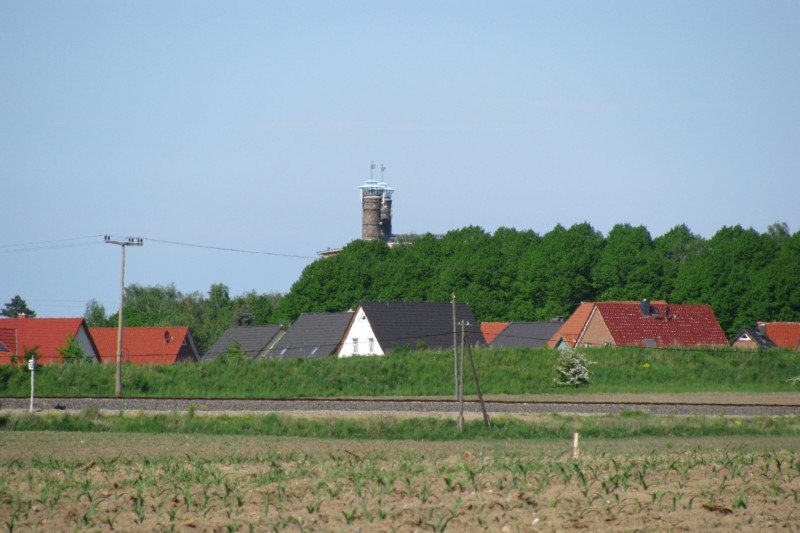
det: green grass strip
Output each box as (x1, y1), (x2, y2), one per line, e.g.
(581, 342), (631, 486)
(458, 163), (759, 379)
(2, 346), (800, 398)
(2, 411), (799, 440)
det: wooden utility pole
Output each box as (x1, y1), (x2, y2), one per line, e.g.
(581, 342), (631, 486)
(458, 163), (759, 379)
(104, 236), (143, 398)
(465, 339), (491, 429)
(452, 294), (458, 402)
(458, 320), (466, 433)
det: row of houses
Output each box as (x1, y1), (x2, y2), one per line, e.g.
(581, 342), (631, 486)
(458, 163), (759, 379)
(2, 300), (799, 365)
(0, 318), (199, 365)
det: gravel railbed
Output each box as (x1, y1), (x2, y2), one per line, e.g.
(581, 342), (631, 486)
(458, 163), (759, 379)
(2, 397), (799, 416)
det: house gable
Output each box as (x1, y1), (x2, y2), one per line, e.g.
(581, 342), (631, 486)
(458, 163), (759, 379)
(576, 308), (615, 347)
(75, 324), (101, 362)
(356, 301), (483, 354)
(0, 318), (97, 365)
(731, 327), (776, 349)
(338, 306), (383, 357)
(547, 302), (595, 348)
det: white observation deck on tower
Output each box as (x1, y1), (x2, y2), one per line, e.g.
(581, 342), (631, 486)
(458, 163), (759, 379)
(358, 179), (394, 199)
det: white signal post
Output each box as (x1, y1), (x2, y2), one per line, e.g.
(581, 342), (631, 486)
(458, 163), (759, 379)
(28, 355), (35, 413)
(104, 236), (143, 397)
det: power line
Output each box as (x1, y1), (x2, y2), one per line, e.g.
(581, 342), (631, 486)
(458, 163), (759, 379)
(145, 237), (316, 259)
(0, 242), (102, 254)
(0, 235), (103, 248)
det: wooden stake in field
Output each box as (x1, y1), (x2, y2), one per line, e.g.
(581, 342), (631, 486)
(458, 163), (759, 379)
(573, 432), (580, 459)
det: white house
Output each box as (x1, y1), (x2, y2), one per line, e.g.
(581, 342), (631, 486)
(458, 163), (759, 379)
(338, 301), (483, 357)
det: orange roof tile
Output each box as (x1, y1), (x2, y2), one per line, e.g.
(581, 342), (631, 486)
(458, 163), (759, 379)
(763, 323), (800, 350)
(0, 318), (96, 365)
(547, 302), (595, 348)
(89, 327), (196, 365)
(480, 322), (509, 344)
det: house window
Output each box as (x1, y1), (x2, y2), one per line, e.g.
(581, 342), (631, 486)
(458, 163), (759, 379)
(368, 338), (374, 352)
(352, 338), (359, 353)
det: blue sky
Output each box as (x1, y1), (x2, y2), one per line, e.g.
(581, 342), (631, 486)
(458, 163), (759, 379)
(2, 1), (798, 317)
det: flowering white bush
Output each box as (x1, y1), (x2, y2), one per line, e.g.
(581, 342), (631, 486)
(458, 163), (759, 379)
(553, 348), (596, 387)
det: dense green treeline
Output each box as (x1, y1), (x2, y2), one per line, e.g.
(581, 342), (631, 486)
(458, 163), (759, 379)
(82, 222), (800, 351)
(282, 222), (800, 335)
(84, 285), (284, 353)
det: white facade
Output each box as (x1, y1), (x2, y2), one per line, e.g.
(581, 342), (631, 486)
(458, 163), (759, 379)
(338, 307), (383, 357)
(75, 325), (100, 362)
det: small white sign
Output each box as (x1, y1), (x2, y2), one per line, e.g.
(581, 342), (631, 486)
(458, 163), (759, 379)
(28, 359), (35, 371)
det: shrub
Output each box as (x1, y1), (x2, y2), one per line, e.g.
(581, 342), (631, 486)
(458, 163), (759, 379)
(216, 342), (248, 364)
(553, 348), (595, 387)
(58, 335), (85, 363)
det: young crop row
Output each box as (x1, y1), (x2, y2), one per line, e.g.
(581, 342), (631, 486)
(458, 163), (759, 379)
(1, 447), (799, 530)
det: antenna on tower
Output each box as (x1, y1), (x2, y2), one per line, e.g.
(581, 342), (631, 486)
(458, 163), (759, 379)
(370, 161), (376, 179)
(380, 164), (386, 180)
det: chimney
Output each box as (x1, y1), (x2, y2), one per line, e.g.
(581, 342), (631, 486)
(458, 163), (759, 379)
(757, 321), (766, 336)
(17, 313), (26, 319)
(639, 299), (651, 316)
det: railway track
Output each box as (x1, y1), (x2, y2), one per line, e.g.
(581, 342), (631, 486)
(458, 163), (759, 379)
(2, 396), (799, 416)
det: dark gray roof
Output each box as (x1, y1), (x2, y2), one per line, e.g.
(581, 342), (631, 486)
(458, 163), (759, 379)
(730, 328), (777, 348)
(267, 311), (354, 359)
(360, 301), (483, 352)
(489, 322), (564, 348)
(204, 325), (284, 361)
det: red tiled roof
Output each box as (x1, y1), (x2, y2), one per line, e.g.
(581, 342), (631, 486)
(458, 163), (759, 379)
(0, 328), (16, 353)
(763, 323), (800, 350)
(89, 327), (195, 365)
(480, 322), (509, 344)
(547, 302), (595, 348)
(594, 302), (728, 347)
(0, 318), (94, 365)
